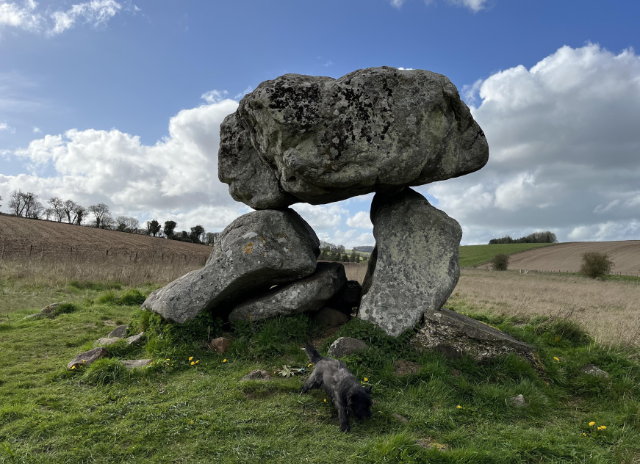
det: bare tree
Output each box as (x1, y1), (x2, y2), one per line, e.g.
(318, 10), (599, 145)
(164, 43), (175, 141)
(9, 190), (27, 216)
(48, 197), (65, 222)
(116, 216), (140, 233)
(204, 232), (219, 246)
(62, 200), (79, 223)
(10, 191), (43, 218)
(73, 205), (85, 225)
(88, 203), (111, 228)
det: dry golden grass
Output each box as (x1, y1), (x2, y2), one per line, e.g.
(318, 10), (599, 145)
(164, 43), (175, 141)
(344, 263), (368, 283)
(449, 268), (640, 348)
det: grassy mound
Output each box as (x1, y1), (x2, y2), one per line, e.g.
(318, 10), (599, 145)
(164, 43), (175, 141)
(1, 282), (639, 462)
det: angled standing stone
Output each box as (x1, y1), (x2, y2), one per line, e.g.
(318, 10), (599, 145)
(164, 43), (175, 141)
(142, 209), (319, 323)
(359, 188), (462, 336)
(228, 262), (346, 322)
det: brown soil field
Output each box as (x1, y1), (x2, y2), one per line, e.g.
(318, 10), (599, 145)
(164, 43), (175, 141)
(481, 241), (640, 276)
(0, 215), (211, 265)
(449, 268), (640, 348)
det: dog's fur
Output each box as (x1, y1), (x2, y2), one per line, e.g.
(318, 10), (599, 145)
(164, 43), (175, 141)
(302, 343), (372, 432)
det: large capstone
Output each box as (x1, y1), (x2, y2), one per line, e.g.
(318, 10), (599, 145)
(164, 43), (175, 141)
(142, 209), (319, 323)
(358, 188), (462, 336)
(219, 66), (488, 208)
(228, 262), (347, 322)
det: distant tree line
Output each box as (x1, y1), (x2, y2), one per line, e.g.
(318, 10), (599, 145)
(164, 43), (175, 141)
(317, 242), (364, 263)
(1, 189), (216, 246)
(489, 231), (558, 245)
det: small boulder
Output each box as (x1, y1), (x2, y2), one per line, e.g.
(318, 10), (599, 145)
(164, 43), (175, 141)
(327, 337), (368, 358)
(240, 369), (272, 382)
(121, 359), (152, 370)
(314, 308), (349, 327)
(210, 337), (231, 354)
(94, 337), (121, 347)
(507, 394), (527, 408)
(126, 333), (145, 345)
(108, 325), (128, 338)
(413, 308), (536, 363)
(142, 208), (319, 324)
(581, 364), (609, 378)
(67, 347), (109, 370)
(229, 262), (346, 322)
(40, 303), (62, 315)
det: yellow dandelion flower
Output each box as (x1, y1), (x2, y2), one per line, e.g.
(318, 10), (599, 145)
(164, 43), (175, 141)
(190, 420), (194, 424)
(189, 357), (193, 361)
(324, 399), (327, 402)
(457, 405), (462, 409)
(191, 362), (195, 366)
(601, 426), (606, 430)
(589, 421), (595, 426)
(82, 359), (86, 363)
(166, 358), (170, 361)
(308, 363), (312, 367)
(364, 377), (368, 382)
(553, 357), (560, 362)
(196, 360), (199, 364)
(223, 359), (227, 363)
(71, 366), (76, 369)
(582, 433), (586, 437)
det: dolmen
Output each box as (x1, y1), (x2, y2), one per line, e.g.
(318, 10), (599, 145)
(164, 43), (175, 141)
(142, 66), (491, 340)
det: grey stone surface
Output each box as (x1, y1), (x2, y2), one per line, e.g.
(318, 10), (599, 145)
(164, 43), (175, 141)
(126, 333), (145, 345)
(142, 209), (319, 323)
(218, 112), (296, 209)
(240, 369), (273, 382)
(94, 337), (121, 347)
(412, 307), (536, 363)
(108, 325), (128, 338)
(581, 364), (610, 378)
(359, 188), (462, 336)
(314, 307), (350, 327)
(121, 359), (152, 370)
(219, 66), (488, 208)
(327, 337), (369, 358)
(507, 394), (527, 408)
(229, 262), (346, 322)
(67, 347), (109, 370)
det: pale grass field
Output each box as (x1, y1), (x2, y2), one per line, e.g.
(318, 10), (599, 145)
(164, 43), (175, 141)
(450, 268), (640, 348)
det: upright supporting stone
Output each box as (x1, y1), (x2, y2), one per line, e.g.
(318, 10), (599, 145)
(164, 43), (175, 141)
(359, 188), (462, 336)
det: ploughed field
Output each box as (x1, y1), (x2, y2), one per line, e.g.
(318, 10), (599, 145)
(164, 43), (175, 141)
(0, 215), (211, 265)
(482, 241), (640, 276)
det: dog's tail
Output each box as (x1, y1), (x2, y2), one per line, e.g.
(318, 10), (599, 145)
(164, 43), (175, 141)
(304, 342), (323, 364)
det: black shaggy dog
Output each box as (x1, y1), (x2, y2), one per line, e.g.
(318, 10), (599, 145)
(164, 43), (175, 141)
(302, 343), (372, 432)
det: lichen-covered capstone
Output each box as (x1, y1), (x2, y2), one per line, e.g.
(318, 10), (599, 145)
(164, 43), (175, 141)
(219, 66), (488, 208)
(228, 262), (346, 322)
(359, 188), (462, 336)
(141, 209), (319, 323)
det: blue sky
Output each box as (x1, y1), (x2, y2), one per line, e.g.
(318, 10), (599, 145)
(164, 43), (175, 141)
(1, 0), (639, 246)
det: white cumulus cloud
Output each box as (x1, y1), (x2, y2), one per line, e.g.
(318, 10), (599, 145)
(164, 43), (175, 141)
(426, 43), (640, 244)
(346, 211), (372, 229)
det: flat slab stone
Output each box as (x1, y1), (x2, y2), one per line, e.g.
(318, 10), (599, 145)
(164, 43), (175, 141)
(581, 364), (609, 378)
(67, 347), (109, 370)
(219, 67), (488, 208)
(108, 325), (128, 338)
(413, 308), (536, 363)
(327, 337), (368, 358)
(142, 209), (319, 323)
(359, 188), (462, 336)
(126, 333), (144, 345)
(229, 262), (346, 322)
(121, 359), (152, 370)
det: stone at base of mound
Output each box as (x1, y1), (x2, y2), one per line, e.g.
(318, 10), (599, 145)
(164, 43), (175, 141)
(240, 370), (272, 381)
(67, 347), (109, 370)
(327, 337), (368, 358)
(581, 364), (609, 378)
(108, 325), (128, 338)
(507, 394), (527, 408)
(121, 359), (152, 370)
(412, 308), (535, 363)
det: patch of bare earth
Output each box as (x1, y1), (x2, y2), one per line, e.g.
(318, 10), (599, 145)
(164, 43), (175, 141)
(449, 269), (640, 348)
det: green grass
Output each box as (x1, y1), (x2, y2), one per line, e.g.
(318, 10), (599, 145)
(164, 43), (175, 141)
(1, 280), (640, 463)
(459, 243), (556, 267)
